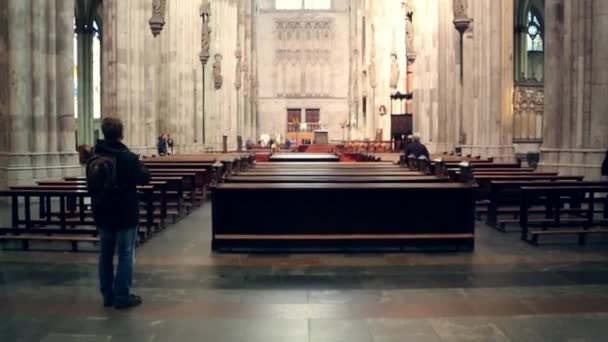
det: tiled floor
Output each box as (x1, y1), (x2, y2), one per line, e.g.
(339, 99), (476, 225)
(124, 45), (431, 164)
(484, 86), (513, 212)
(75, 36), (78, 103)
(1, 203), (608, 341)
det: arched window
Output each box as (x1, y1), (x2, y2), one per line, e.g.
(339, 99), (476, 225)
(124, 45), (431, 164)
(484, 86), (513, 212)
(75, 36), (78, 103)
(515, 0), (544, 83)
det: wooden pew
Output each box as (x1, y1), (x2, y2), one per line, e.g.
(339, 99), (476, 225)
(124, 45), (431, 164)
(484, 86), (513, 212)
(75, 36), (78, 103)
(473, 175), (585, 201)
(9, 183), (164, 237)
(485, 180), (606, 230)
(520, 185), (608, 245)
(268, 153), (340, 162)
(211, 183), (475, 251)
(51, 177), (183, 221)
(0, 186), (155, 251)
(236, 170), (426, 177)
(225, 175), (448, 183)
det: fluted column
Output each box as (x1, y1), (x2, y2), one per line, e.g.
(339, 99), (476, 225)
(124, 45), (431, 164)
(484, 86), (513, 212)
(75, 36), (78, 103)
(7, 0), (32, 154)
(542, 0), (564, 149)
(76, 31), (95, 146)
(57, 0), (76, 153)
(32, 0), (48, 154)
(590, 0), (608, 148)
(47, 0), (59, 155)
(102, 0), (118, 118)
(0, 4), (8, 153)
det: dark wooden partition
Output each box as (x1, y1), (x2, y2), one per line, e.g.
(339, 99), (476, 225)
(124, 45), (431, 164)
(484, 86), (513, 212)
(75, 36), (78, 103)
(212, 183), (475, 251)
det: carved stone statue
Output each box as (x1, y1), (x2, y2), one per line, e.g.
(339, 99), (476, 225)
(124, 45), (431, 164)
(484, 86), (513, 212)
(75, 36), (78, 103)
(362, 71), (368, 97)
(213, 54), (223, 90)
(405, 20), (415, 61)
(390, 53), (400, 90)
(149, 0), (167, 37)
(368, 58), (377, 89)
(200, 1), (211, 65)
(405, 2), (416, 60)
(453, 0), (469, 20)
(235, 49), (242, 90)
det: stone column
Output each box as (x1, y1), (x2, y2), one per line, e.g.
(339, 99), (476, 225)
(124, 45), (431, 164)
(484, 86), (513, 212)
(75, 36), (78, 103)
(75, 29), (95, 146)
(32, 0), (48, 155)
(542, 0), (564, 149)
(57, 0), (77, 155)
(7, 0), (32, 155)
(102, 0), (118, 118)
(590, 0), (608, 148)
(47, 0), (59, 155)
(0, 4), (8, 153)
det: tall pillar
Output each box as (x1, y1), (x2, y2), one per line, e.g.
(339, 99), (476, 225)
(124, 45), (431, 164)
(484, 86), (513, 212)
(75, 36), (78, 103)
(32, 0), (48, 154)
(590, 0), (608, 148)
(541, 0), (564, 149)
(75, 29), (95, 146)
(102, 0), (118, 119)
(47, 0), (58, 155)
(7, 0), (32, 155)
(57, 0), (77, 155)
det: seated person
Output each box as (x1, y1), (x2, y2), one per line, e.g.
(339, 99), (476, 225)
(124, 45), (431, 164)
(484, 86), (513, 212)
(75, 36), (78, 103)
(405, 133), (430, 159)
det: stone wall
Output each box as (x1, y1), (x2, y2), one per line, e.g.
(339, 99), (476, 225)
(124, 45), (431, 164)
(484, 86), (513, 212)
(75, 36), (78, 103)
(255, 0), (351, 142)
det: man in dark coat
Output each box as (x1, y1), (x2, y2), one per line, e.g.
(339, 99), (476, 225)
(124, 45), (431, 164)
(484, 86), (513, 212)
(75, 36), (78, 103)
(405, 133), (430, 159)
(91, 117), (151, 309)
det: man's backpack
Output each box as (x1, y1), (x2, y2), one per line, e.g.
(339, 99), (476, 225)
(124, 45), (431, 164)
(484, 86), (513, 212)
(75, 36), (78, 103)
(86, 154), (120, 200)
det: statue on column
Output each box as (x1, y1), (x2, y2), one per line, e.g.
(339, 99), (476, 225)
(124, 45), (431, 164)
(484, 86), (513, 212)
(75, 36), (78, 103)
(405, 2), (416, 63)
(453, 0), (469, 20)
(200, 0), (212, 65)
(149, 0), (167, 37)
(235, 48), (242, 90)
(368, 58), (377, 89)
(389, 52), (400, 90)
(213, 54), (223, 89)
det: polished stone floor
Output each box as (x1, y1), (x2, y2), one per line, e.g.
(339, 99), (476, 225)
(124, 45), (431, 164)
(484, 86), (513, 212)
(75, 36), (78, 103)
(1, 202), (608, 341)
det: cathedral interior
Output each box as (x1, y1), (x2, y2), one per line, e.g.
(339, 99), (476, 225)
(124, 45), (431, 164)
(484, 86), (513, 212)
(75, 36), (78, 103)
(0, 0), (608, 341)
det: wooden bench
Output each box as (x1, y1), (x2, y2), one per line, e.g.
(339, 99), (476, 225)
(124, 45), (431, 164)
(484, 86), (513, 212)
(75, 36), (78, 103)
(474, 175), (584, 201)
(236, 170), (426, 177)
(211, 182), (475, 251)
(7, 184), (162, 236)
(225, 175), (449, 183)
(268, 153), (340, 162)
(520, 185), (608, 245)
(485, 180), (606, 230)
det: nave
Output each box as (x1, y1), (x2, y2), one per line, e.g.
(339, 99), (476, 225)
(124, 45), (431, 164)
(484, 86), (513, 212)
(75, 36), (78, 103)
(2, 200), (608, 341)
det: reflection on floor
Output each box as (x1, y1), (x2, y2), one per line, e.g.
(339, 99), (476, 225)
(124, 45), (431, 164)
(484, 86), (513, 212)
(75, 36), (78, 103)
(1, 203), (608, 341)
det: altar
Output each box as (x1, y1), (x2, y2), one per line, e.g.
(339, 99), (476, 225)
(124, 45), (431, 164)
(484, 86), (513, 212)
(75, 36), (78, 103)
(314, 130), (329, 144)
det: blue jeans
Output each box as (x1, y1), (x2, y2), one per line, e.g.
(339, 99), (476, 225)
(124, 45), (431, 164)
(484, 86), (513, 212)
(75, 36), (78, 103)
(98, 226), (138, 304)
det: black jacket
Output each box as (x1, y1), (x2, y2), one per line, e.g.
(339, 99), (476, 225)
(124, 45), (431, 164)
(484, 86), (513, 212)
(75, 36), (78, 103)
(602, 150), (608, 176)
(92, 140), (151, 230)
(405, 141), (430, 159)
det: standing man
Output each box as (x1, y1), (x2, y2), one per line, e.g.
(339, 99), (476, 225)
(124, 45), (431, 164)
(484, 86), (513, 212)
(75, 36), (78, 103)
(87, 117), (151, 309)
